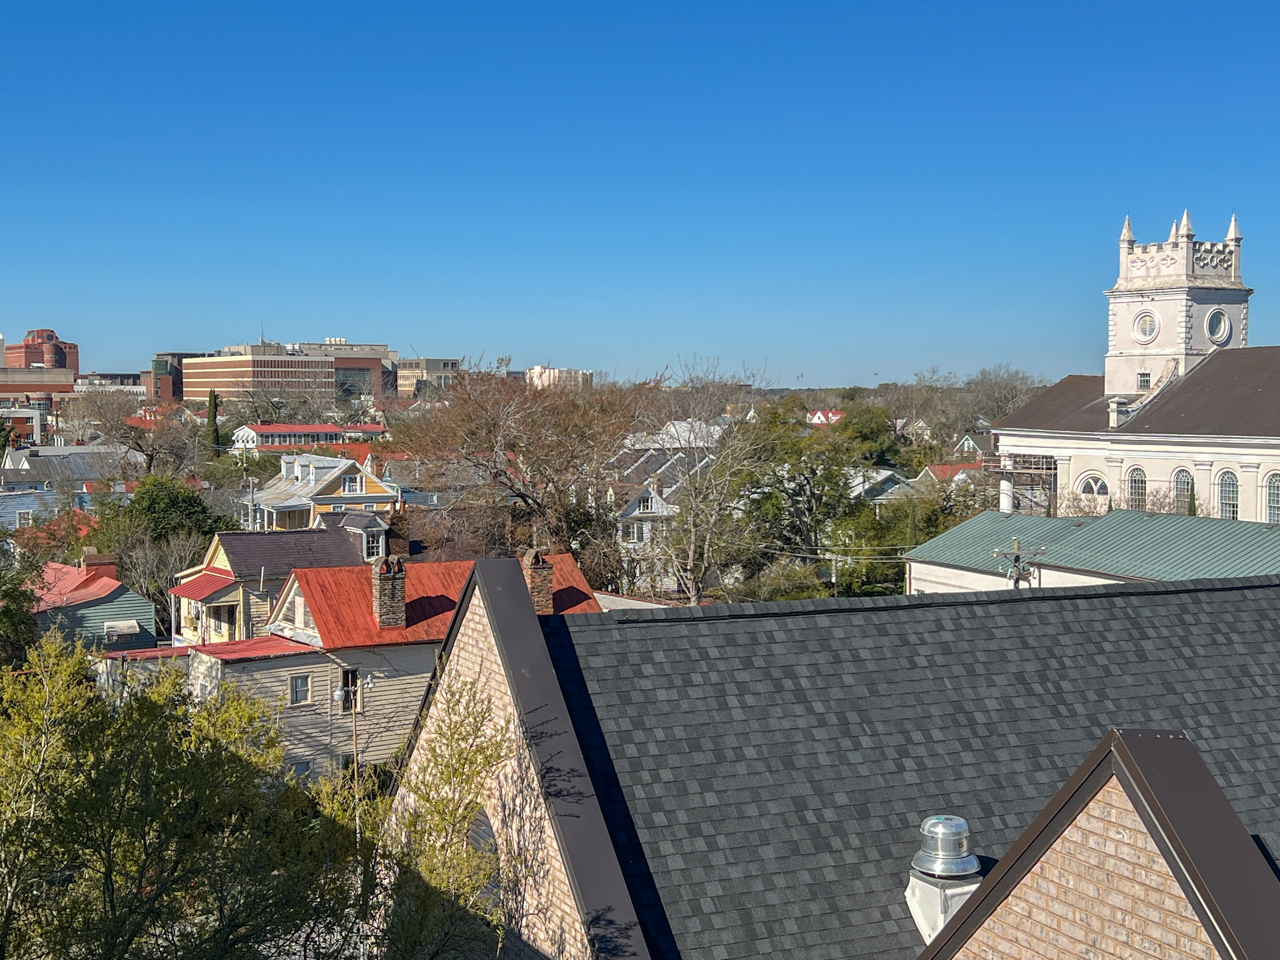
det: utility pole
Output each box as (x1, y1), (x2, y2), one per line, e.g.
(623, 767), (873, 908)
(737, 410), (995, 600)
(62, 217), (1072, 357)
(993, 537), (1045, 589)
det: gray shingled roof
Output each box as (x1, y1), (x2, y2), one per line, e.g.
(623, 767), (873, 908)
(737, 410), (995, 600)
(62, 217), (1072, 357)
(215, 526), (362, 579)
(541, 579), (1280, 960)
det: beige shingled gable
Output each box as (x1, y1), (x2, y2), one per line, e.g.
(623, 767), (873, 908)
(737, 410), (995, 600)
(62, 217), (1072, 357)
(955, 776), (1220, 960)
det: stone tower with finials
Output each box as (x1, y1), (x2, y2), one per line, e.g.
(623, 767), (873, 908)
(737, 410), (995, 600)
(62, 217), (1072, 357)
(1104, 211), (1251, 397)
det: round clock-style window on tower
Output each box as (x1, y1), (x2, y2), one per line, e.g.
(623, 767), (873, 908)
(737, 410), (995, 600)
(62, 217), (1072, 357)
(1134, 313), (1159, 344)
(1207, 310), (1231, 345)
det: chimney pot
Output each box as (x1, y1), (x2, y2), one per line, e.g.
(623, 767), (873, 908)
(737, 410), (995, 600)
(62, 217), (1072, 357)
(522, 548), (555, 616)
(371, 555), (406, 629)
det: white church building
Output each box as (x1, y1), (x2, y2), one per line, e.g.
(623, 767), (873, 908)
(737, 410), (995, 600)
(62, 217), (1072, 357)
(995, 211), (1280, 523)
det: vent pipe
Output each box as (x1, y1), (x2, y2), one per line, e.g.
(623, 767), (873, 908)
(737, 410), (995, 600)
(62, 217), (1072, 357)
(904, 815), (984, 944)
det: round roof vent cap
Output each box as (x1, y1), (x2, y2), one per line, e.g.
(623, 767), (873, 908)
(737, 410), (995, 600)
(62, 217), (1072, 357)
(911, 815), (980, 878)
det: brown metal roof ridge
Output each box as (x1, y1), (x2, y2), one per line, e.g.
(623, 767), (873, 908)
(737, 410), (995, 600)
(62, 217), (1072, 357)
(917, 729), (1280, 960)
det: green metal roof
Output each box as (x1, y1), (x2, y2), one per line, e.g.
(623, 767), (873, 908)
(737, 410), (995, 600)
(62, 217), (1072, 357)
(904, 510), (1098, 576)
(907, 508), (1280, 581)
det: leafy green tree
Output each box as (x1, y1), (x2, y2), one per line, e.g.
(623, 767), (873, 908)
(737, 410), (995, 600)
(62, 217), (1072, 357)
(0, 635), (355, 958)
(0, 532), (39, 664)
(734, 394), (898, 582)
(125, 474), (224, 541)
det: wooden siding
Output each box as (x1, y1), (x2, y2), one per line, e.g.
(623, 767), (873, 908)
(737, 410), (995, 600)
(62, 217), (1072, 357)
(37, 587), (158, 651)
(197, 641), (440, 775)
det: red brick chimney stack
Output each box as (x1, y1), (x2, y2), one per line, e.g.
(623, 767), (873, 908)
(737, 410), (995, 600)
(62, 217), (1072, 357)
(522, 549), (555, 616)
(79, 546), (117, 582)
(371, 555), (406, 628)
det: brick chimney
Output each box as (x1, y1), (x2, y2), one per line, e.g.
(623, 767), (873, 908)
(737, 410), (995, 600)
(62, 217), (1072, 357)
(79, 546), (117, 582)
(522, 549), (555, 615)
(371, 556), (406, 629)
(386, 506), (412, 558)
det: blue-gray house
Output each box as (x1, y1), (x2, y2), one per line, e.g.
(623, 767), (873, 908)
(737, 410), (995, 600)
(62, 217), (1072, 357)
(35, 554), (157, 651)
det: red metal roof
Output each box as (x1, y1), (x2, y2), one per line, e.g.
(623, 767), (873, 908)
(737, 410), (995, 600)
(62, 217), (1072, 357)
(34, 562), (123, 612)
(190, 636), (317, 662)
(248, 423), (344, 433)
(169, 571), (236, 601)
(291, 553), (601, 650)
(922, 462), (981, 482)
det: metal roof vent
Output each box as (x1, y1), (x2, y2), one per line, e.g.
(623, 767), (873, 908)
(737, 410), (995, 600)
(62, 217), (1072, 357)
(905, 815), (984, 944)
(911, 815), (980, 878)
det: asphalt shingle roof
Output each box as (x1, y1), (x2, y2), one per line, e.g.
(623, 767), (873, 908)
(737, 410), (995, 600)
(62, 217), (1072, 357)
(908, 508), (1280, 581)
(542, 578), (1280, 960)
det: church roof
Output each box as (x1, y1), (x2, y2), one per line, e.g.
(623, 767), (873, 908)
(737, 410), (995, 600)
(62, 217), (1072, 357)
(993, 374), (1109, 432)
(997, 345), (1280, 438)
(1122, 345), (1280, 435)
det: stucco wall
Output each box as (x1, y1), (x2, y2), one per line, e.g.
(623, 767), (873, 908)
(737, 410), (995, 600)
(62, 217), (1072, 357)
(907, 561), (1121, 594)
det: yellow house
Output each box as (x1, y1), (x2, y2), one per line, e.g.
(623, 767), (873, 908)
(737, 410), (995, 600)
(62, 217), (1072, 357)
(241, 454), (401, 531)
(169, 523), (368, 644)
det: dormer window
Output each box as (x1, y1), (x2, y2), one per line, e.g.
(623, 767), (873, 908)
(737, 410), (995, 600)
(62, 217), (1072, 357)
(364, 533), (383, 560)
(638, 495), (654, 513)
(1137, 372), (1151, 390)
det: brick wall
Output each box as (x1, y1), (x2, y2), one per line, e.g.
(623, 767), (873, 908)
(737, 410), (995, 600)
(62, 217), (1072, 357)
(396, 589), (593, 960)
(955, 776), (1220, 960)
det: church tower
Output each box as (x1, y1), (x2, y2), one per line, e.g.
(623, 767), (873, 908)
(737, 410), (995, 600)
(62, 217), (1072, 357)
(1104, 211), (1250, 396)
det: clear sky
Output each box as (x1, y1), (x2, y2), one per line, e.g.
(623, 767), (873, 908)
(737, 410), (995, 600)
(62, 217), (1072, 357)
(2, 3), (1277, 387)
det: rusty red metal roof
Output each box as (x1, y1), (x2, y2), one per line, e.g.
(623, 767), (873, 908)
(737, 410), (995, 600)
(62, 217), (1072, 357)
(34, 562), (124, 612)
(291, 553), (601, 650)
(190, 636), (317, 662)
(169, 571), (236, 601)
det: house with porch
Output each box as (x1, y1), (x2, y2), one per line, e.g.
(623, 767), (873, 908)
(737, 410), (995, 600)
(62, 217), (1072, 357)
(239, 453), (401, 531)
(188, 551), (600, 777)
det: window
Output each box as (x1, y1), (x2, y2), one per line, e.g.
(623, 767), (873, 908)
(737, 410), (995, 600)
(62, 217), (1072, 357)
(330, 504), (344, 513)
(1173, 469), (1194, 514)
(342, 474), (362, 494)
(1080, 477), (1108, 497)
(638, 496), (654, 513)
(1207, 310), (1231, 345)
(290, 674), (310, 705)
(340, 668), (359, 713)
(339, 752), (355, 770)
(291, 760), (312, 778)
(365, 534), (383, 560)
(1219, 471), (1239, 520)
(1269, 475), (1280, 524)
(1134, 313), (1159, 343)
(1128, 467), (1147, 512)
(14, 510), (31, 528)
(362, 503), (376, 511)
(1137, 372), (1151, 390)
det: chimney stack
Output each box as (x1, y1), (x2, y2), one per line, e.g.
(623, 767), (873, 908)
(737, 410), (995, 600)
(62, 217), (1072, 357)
(904, 815), (984, 944)
(79, 546), (117, 582)
(522, 549), (555, 616)
(371, 556), (406, 629)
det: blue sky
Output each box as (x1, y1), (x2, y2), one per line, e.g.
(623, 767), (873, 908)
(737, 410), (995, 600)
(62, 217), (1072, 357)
(1, 3), (1277, 387)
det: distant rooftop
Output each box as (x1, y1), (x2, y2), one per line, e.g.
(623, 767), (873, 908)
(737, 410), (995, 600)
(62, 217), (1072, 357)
(907, 508), (1280, 581)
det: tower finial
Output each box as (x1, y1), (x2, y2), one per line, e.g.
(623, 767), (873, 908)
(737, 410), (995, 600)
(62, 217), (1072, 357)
(1168, 221), (1178, 243)
(1178, 209), (1195, 239)
(1227, 213), (1242, 241)
(1120, 215), (1134, 242)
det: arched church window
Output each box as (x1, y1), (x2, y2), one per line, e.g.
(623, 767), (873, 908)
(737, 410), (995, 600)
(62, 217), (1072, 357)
(1134, 313), (1159, 344)
(1219, 472), (1239, 521)
(1173, 469), (1193, 514)
(1207, 310), (1231, 345)
(1128, 467), (1147, 512)
(1268, 475), (1280, 524)
(1080, 477), (1108, 498)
